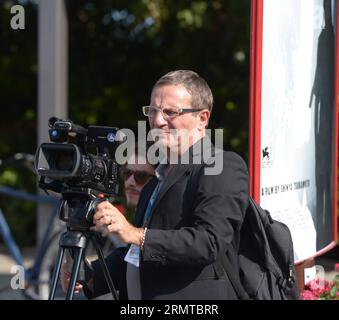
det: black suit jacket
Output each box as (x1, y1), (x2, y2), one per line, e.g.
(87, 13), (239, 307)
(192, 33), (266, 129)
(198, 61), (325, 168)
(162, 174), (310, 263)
(89, 138), (249, 300)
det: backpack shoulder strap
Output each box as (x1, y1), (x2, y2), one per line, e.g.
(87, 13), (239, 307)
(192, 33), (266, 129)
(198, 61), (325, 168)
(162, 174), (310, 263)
(218, 248), (250, 299)
(248, 197), (285, 281)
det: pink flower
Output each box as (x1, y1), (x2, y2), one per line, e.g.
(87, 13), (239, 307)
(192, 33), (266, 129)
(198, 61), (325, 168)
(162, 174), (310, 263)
(307, 278), (326, 293)
(335, 263), (339, 273)
(300, 290), (318, 300)
(301, 272), (339, 300)
(324, 287), (331, 295)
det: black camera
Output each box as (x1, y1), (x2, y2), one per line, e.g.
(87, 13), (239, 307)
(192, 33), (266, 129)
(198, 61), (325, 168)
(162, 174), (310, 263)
(35, 117), (120, 193)
(39, 118), (123, 300)
(35, 117), (121, 229)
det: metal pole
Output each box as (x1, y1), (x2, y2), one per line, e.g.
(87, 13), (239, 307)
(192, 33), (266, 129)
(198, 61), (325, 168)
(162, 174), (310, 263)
(37, 0), (68, 244)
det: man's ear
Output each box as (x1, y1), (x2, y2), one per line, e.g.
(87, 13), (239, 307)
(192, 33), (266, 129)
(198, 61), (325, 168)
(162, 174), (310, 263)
(198, 109), (210, 130)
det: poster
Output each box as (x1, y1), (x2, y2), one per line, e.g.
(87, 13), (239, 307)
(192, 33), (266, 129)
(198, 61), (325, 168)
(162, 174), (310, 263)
(252, 0), (338, 262)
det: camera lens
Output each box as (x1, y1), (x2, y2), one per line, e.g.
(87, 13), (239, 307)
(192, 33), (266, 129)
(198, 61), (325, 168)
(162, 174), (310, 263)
(55, 153), (74, 171)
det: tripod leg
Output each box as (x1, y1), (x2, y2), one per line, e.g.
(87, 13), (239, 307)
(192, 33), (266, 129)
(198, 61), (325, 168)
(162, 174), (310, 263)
(48, 246), (65, 300)
(92, 236), (119, 300)
(65, 247), (85, 300)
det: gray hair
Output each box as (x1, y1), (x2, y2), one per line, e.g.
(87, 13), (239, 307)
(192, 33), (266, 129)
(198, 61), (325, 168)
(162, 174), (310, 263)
(152, 70), (213, 113)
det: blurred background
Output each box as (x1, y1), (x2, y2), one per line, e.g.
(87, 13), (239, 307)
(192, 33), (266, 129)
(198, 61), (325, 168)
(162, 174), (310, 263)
(0, 0), (251, 247)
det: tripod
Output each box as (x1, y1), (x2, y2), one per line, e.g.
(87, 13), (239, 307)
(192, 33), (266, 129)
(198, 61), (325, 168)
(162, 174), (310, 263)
(48, 229), (119, 300)
(47, 190), (120, 300)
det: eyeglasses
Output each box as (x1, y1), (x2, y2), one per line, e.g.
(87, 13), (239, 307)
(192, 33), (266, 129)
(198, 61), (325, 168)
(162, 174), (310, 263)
(142, 106), (206, 119)
(119, 166), (154, 185)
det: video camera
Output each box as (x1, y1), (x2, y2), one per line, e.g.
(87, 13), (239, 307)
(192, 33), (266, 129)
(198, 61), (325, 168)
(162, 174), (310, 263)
(36, 118), (122, 300)
(35, 117), (121, 229)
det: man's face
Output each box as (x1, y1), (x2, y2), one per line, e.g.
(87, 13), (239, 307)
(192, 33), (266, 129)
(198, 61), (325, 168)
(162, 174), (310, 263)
(148, 85), (206, 154)
(123, 158), (155, 210)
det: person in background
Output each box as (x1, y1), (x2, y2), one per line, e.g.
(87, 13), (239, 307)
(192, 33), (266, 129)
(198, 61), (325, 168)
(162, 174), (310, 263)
(121, 147), (156, 211)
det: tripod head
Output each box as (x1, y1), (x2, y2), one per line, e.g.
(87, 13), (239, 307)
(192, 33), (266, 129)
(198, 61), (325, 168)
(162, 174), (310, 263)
(58, 187), (110, 232)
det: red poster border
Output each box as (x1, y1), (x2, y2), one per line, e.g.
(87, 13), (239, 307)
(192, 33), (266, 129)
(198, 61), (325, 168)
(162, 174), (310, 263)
(249, 0), (338, 263)
(249, 0), (263, 202)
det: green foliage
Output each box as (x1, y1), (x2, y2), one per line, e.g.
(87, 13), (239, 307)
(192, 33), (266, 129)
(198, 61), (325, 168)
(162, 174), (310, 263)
(66, 0), (250, 159)
(0, 0), (38, 246)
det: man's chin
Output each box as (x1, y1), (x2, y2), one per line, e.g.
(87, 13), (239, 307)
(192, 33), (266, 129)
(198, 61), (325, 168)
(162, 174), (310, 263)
(154, 138), (170, 152)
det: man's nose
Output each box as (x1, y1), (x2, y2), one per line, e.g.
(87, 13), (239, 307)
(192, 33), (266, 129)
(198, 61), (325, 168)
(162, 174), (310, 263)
(125, 174), (136, 187)
(151, 109), (167, 127)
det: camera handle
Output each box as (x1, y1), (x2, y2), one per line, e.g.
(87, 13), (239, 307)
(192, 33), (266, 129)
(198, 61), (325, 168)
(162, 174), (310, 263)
(48, 230), (119, 300)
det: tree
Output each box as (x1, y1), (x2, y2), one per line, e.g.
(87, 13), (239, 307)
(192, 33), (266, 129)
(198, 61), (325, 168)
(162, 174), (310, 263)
(0, 0), (251, 246)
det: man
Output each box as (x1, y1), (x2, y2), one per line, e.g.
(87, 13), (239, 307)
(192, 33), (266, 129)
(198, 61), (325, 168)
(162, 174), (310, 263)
(120, 147), (156, 211)
(91, 70), (249, 299)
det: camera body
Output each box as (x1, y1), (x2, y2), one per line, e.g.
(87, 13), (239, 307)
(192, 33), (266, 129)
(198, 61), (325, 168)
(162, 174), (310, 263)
(35, 117), (121, 229)
(35, 117), (120, 194)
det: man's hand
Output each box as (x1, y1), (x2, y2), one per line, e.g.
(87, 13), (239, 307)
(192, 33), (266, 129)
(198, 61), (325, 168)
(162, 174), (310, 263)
(93, 200), (143, 245)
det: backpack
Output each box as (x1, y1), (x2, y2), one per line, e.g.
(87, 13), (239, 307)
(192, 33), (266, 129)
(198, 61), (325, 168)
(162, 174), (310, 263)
(186, 152), (299, 300)
(220, 197), (300, 300)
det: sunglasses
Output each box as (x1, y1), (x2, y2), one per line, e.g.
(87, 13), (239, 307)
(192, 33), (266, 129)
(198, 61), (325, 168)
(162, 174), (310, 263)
(119, 166), (154, 185)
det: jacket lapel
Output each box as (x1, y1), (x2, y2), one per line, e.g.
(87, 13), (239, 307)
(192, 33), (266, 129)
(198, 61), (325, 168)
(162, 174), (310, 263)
(149, 163), (191, 217)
